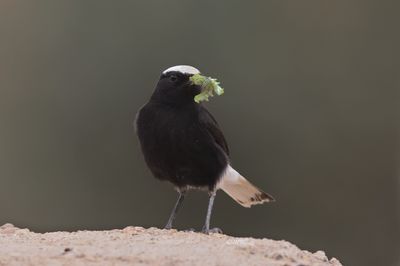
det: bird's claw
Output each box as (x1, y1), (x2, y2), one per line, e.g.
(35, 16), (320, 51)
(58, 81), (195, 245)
(202, 227), (223, 234)
(164, 224), (172, 230)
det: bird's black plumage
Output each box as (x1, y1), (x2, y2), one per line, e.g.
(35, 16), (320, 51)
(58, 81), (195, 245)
(135, 65), (273, 233)
(136, 70), (229, 190)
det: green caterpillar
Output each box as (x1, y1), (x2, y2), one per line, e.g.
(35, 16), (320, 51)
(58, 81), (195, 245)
(190, 74), (224, 103)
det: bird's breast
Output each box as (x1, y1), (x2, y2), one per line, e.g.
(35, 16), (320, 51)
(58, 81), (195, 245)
(136, 102), (227, 189)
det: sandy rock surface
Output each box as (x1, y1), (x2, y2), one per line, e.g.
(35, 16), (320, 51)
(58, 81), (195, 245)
(0, 223), (342, 266)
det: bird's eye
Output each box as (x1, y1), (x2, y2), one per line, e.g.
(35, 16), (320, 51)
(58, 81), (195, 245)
(169, 74), (178, 82)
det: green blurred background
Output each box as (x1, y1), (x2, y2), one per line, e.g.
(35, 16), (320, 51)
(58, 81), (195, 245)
(0, 1), (399, 265)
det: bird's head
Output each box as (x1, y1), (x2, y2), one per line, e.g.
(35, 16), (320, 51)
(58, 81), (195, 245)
(151, 65), (203, 106)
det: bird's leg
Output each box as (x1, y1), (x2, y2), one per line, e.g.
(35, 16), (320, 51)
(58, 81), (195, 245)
(202, 191), (222, 234)
(164, 190), (186, 230)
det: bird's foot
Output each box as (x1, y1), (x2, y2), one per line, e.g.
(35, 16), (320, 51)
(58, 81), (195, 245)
(164, 224), (173, 230)
(201, 227), (223, 234)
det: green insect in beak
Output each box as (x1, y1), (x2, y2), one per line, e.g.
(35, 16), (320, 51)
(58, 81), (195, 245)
(190, 74), (224, 103)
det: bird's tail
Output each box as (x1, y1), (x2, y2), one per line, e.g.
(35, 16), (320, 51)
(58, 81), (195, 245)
(217, 165), (274, 207)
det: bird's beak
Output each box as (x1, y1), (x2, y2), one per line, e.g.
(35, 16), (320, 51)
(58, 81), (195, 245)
(186, 78), (202, 96)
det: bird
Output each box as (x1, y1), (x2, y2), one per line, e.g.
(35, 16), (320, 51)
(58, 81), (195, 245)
(135, 65), (274, 233)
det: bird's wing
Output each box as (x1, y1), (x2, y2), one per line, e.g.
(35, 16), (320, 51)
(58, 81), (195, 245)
(199, 108), (230, 156)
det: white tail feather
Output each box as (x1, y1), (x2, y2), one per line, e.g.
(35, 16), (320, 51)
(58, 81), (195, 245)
(217, 165), (274, 207)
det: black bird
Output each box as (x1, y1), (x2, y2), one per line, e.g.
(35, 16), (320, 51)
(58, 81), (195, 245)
(135, 65), (274, 233)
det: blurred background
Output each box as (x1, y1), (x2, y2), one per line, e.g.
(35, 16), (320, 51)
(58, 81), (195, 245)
(0, 1), (399, 265)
